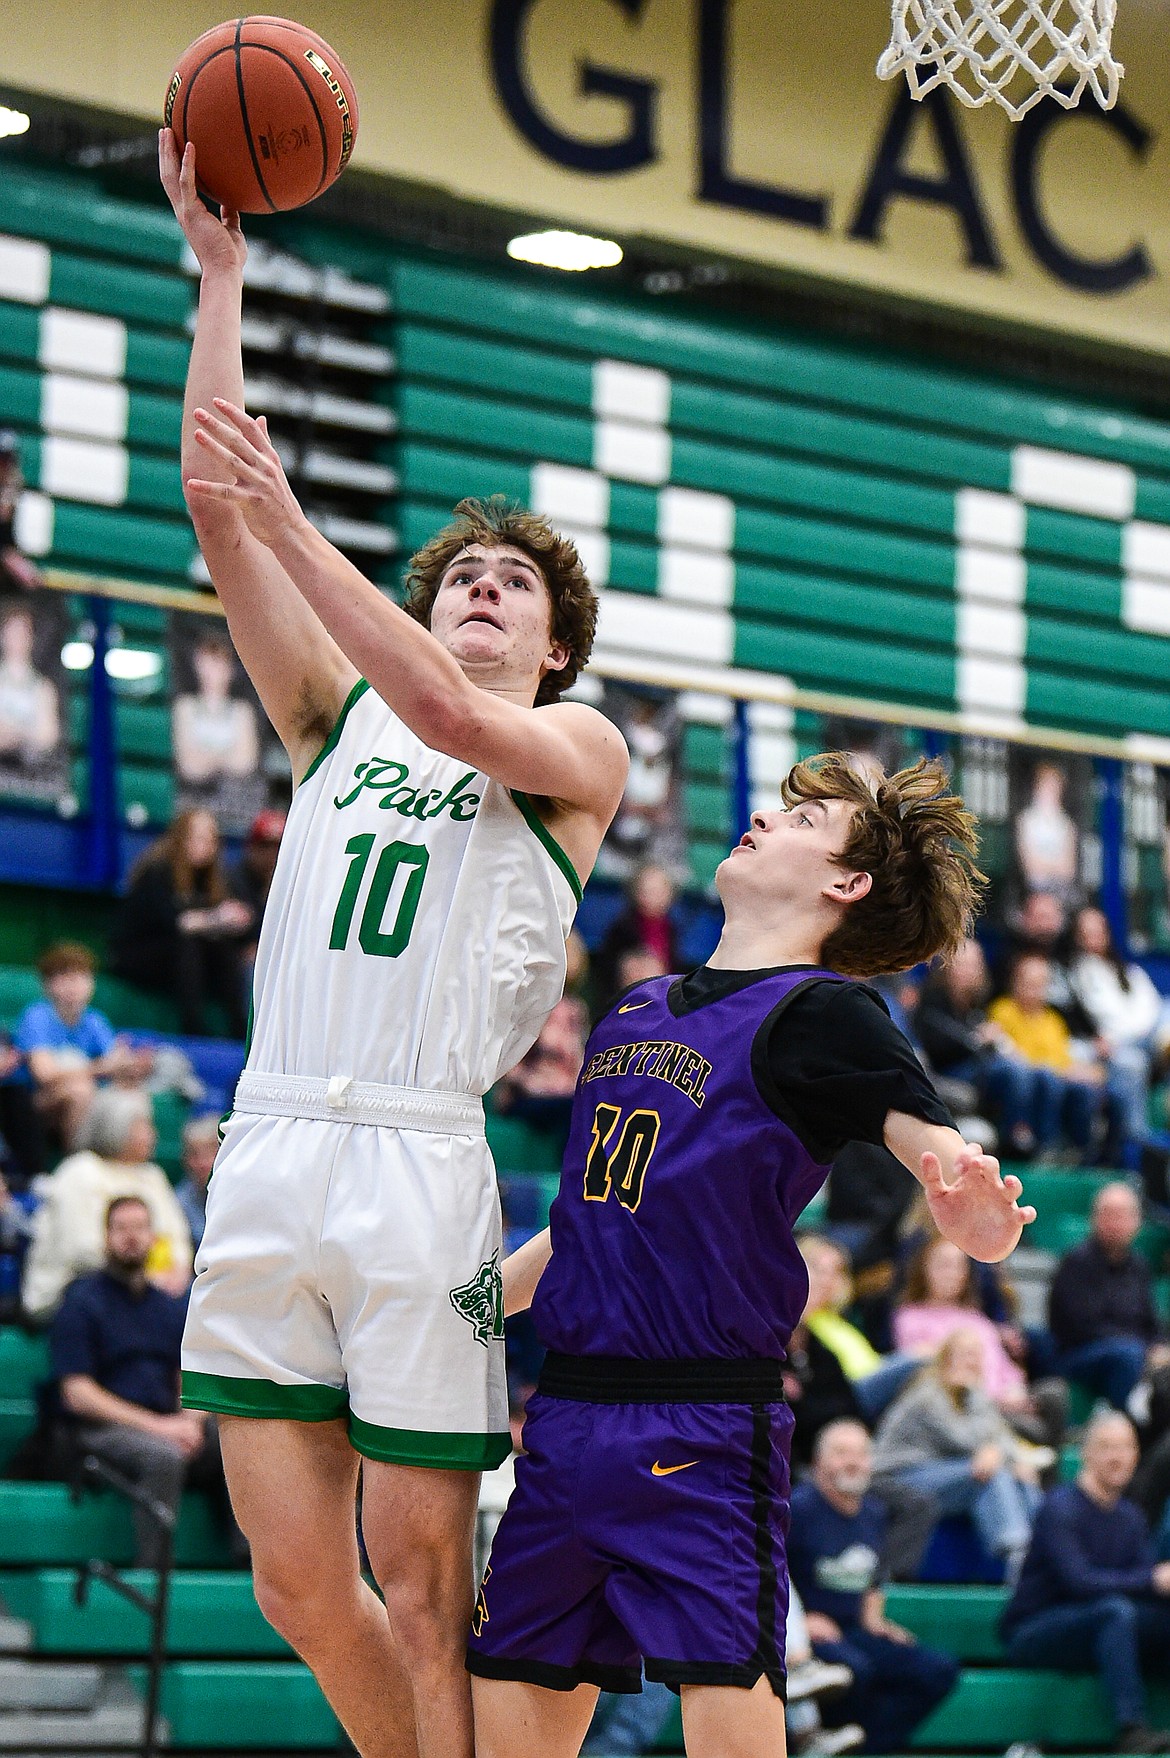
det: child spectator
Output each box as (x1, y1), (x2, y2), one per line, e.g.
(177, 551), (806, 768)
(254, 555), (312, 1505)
(871, 1327), (1041, 1580)
(894, 1236), (1065, 1450)
(14, 943), (153, 1150)
(22, 1088), (192, 1321)
(987, 952), (1104, 1161)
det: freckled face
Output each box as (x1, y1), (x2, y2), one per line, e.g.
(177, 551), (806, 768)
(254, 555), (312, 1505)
(428, 545), (567, 686)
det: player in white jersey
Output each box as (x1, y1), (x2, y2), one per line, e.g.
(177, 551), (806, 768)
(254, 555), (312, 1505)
(160, 132), (628, 1758)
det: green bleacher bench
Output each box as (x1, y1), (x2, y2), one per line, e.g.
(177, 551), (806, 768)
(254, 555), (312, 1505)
(137, 1660), (341, 1749)
(0, 1326), (50, 1397)
(914, 1670), (1170, 1749)
(485, 1113), (564, 1175)
(0, 1483), (232, 1567)
(0, 1568), (288, 1657)
(883, 1585), (1007, 1661)
(0, 1398), (36, 1468)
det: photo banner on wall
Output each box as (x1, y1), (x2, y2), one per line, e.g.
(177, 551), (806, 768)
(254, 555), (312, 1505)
(169, 612), (287, 837)
(0, 588), (70, 811)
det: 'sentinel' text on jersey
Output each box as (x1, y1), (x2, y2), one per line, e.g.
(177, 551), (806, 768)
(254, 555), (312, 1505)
(334, 758), (482, 820)
(581, 1039), (712, 1108)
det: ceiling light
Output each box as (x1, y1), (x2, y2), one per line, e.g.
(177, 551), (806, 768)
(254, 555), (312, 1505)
(507, 230), (623, 272)
(105, 648), (162, 681)
(0, 109), (30, 141)
(62, 641), (93, 671)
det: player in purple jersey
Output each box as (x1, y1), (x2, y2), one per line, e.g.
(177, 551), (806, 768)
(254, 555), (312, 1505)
(468, 754), (1036, 1758)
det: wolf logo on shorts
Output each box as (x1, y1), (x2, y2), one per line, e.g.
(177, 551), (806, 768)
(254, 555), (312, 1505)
(450, 1255), (504, 1348)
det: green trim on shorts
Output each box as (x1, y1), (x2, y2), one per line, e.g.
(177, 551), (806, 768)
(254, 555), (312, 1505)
(300, 677), (371, 786)
(349, 1415), (512, 1471)
(509, 790), (583, 904)
(181, 1371), (348, 1422)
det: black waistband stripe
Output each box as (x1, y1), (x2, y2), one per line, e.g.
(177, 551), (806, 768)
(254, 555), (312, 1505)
(537, 1353), (787, 1405)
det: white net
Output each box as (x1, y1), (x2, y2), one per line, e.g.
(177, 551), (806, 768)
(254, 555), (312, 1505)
(877, 0), (1124, 120)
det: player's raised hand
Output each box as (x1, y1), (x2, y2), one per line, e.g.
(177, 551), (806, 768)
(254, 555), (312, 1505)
(920, 1142), (1035, 1263)
(159, 130), (246, 277)
(186, 400), (303, 547)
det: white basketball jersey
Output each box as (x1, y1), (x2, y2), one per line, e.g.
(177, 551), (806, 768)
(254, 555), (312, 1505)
(245, 681), (580, 1095)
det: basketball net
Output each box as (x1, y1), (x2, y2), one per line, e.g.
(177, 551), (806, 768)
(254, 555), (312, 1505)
(876, 0), (1124, 120)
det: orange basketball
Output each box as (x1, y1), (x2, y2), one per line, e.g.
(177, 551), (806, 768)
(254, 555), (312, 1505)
(164, 16), (358, 214)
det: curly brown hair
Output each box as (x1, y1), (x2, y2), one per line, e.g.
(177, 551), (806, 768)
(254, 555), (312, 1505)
(401, 496), (598, 706)
(781, 753), (986, 978)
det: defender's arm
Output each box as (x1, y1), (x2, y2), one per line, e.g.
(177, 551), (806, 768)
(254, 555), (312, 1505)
(883, 1112), (1035, 1263)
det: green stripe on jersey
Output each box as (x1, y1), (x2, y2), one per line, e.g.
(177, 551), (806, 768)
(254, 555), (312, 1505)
(510, 790), (583, 903)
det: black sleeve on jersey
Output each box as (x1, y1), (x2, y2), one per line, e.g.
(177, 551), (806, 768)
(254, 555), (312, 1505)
(750, 979), (955, 1164)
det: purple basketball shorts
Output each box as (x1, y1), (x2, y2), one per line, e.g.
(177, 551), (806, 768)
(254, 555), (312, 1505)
(466, 1382), (792, 1697)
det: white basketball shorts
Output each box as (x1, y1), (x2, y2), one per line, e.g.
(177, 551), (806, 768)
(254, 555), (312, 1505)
(180, 1074), (510, 1470)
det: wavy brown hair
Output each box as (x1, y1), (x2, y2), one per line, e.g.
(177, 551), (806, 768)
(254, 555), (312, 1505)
(129, 808), (228, 905)
(402, 496), (598, 706)
(782, 753), (986, 978)
(899, 1236), (977, 1309)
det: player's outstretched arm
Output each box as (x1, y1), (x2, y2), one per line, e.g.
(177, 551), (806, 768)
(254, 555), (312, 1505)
(502, 1229), (552, 1318)
(883, 1112), (1036, 1263)
(160, 131), (356, 780)
(186, 400), (630, 829)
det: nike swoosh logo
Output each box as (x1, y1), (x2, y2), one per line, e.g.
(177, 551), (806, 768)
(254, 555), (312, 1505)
(618, 1000), (652, 1013)
(651, 1460), (698, 1476)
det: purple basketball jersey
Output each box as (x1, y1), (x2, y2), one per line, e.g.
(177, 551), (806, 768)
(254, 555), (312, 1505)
(532, 968), (846, 1363)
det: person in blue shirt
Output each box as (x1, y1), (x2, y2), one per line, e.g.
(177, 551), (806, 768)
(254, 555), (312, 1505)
(788, 1419), (959, 1755)
(14, 943), (152, 1150)
(50, 1194), (227, 1565)
(1000, 1411), (1170, 1755)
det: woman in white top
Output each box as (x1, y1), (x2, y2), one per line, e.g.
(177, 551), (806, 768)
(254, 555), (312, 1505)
(22, 1087), (192, 1321)
(1069, 906), (1162, 1150)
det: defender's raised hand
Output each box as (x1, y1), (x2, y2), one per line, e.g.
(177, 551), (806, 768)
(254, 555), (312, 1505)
(920, 1143), (1035, 1263)
(158, 130), (246, 278)
(186, 399), (303, 547)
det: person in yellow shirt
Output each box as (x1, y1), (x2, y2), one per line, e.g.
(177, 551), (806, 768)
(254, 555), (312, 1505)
(987, 953), (1104, 1163)
(799, 1234), (918, 1418)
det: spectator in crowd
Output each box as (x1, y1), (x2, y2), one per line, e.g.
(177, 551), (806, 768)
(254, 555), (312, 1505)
(1000, 1412), (1170, 1755)
(593, 862), (680, 1011)
(996, 890), (1089, 1027)
(108, 808), (251, 1039)
(229, 807), (284, 996)
(14, 943), (153, 1151)
(871, 1327), (1041, 1579)
(800, 1234), (918, 1420)
(174, 1113), (220, 1252)
(50, 1195), (232, 1566)
(490, 995), (588, 1149)
(987, 952), (1104, 1161)
(787, 1307), (939, 1583)
(784, 1588), (865, 1757)
(1048, 1181), (1170, 1411)
(917, 939), (1047, 1158)
(0, 430), (43, 594)
(789, 1419), (959, 1755)
(22, 1088), (192, 1322)
(1015, 760), (1080, 902)
(0, 1168), (35, 1320)
(894, 1236), (1065, 1451)
(1070, 906), (1162, 1157)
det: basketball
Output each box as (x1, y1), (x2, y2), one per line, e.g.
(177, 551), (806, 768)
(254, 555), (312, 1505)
(164, 16), (358, 214)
